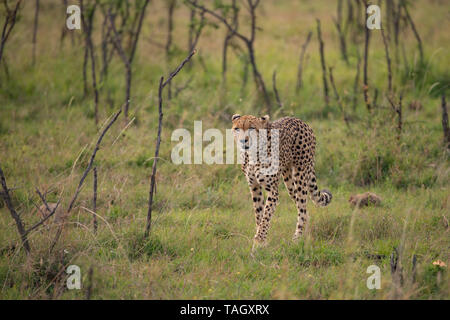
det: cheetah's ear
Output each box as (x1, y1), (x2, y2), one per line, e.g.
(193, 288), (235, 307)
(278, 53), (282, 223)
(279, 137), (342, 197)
(232, 114), (241, 121)
(260, 115), (270, 122)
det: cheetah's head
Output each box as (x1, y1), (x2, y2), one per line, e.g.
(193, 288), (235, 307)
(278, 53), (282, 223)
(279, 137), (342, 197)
(231, 114), (270, 151)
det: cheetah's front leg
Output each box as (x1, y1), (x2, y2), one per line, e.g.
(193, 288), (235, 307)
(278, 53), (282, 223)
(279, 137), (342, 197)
(248, 183), (264, 227)
(253, 184), (279, 249)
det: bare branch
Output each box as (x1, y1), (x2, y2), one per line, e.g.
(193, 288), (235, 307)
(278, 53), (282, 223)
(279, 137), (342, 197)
(296, 31), (312, 93)
(145, 50), (196, 238)
(25, 190), (61, 235)
(272, 70), (282, 108)
(328, 66), (350, 128)
(31, 0), (39, 65)
(380, 26), (393, 94)
(441, 95), (450, 149)
(402, 1), (423, 62)
(93, 167), (98, 233)
(316, 19), (329, 108)
(0, 163), (30, 253)
(51, 107), (122, 252)
(362, 0), (371, 112)
(106, 1), (150, 121)
(0, 0), (22, 65)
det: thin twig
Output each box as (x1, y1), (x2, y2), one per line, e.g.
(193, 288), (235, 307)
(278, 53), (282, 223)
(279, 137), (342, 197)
(145, 50), (196, 238)
(93, 167), (98, 234)
(50, 108), (122, 252)
(31, 0), (39, 65)
(380, 26), (393, 94)
(441, 95), (449, 149)
(296, 31), (312, 93)
(25, 189), (61, 235)
(328, 66), (350, 128)
(316, 19), (329, 108)
(272, 70), (282, 108)
(0, 0), (22, 65)
(362, 0), (371, 112)
(0, 163), (30, 253)
(402, 1), (423, 62)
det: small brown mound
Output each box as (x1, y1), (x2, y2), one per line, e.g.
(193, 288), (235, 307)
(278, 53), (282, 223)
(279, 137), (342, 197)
(349, 192), (382, 208)
(408, 100), (423, 111)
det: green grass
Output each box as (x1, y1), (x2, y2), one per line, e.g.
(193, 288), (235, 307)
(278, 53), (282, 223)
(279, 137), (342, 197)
(0, 0), (449, 299)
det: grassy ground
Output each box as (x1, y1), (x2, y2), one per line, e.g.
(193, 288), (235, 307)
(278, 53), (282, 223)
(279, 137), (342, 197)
(0, 0), (449, 299)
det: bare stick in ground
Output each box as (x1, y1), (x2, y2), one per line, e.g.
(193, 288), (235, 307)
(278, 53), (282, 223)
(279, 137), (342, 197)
(393, 1), (402, 65)
(99, 8), (112, 83)
(221, 0), (238, 84)
(362, 0), (371, 112)
(441, 95), (449, 149)
(0, 0), (21, 66)
(32, 0), (39, 66)
(411, 254), (417, 284)
(93, 167), (98, 234)
(390, 246), (404, 298)
(388, 94), (403, 141)
(81, 0), (99, 125)
(386, 0), (394, 36)
(334, 18), (348, 64)
(333, 0), (348, 65)
(240, 55), (250, 96)
(380, 26), (393, 94)
(165, 0), (176, 100)
(402, 1), (423, 63)
(0, 164), (31, 254)
(328, 67), (350, 128)
(0, 171), (62, 255)
(85, 266), (93, 299)
(296, 31), (312, 93)
(352, 49), (361, 112)
(373, 88), (379, 109)
(28, 189), (61, 233)
(51, 108), (122, 252)
(187, 1), (196, 53)
(145, 50), (197, 238)
(272, 70), (282, 108)
(107, 1), (150, 122)
(316, 19), (329, 108)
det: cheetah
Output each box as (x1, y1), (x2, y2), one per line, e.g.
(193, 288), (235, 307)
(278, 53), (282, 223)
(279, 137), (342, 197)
(231, 114), (332, 249)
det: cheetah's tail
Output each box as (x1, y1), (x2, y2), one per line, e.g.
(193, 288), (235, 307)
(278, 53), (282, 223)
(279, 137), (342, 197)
(308, 169), (332, 207)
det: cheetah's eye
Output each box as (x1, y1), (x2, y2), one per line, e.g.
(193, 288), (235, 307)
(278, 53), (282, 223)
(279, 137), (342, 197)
(249, 127), (255, 131)
(234, 128), (240, 132)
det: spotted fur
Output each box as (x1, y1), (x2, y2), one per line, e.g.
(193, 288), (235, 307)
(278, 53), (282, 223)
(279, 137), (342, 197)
(231, 114), (332, 248)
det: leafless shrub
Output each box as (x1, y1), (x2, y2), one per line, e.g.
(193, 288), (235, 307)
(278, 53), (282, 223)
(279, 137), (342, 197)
(362, 0), (371, 112)
(51, 108), (122, 252)
(0, 0), (22, 66)
(32, 0), (39, 66)
(296, 31), (312, 93)
(328, 66), (350, 128)
(186, 0), (272, 112)
(145, 50), (197, 238)
(316, 19), (329, 108)
(80, 0), (99, 125)
(106, 1), (151, 122)
(441, 95), (450, 149)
